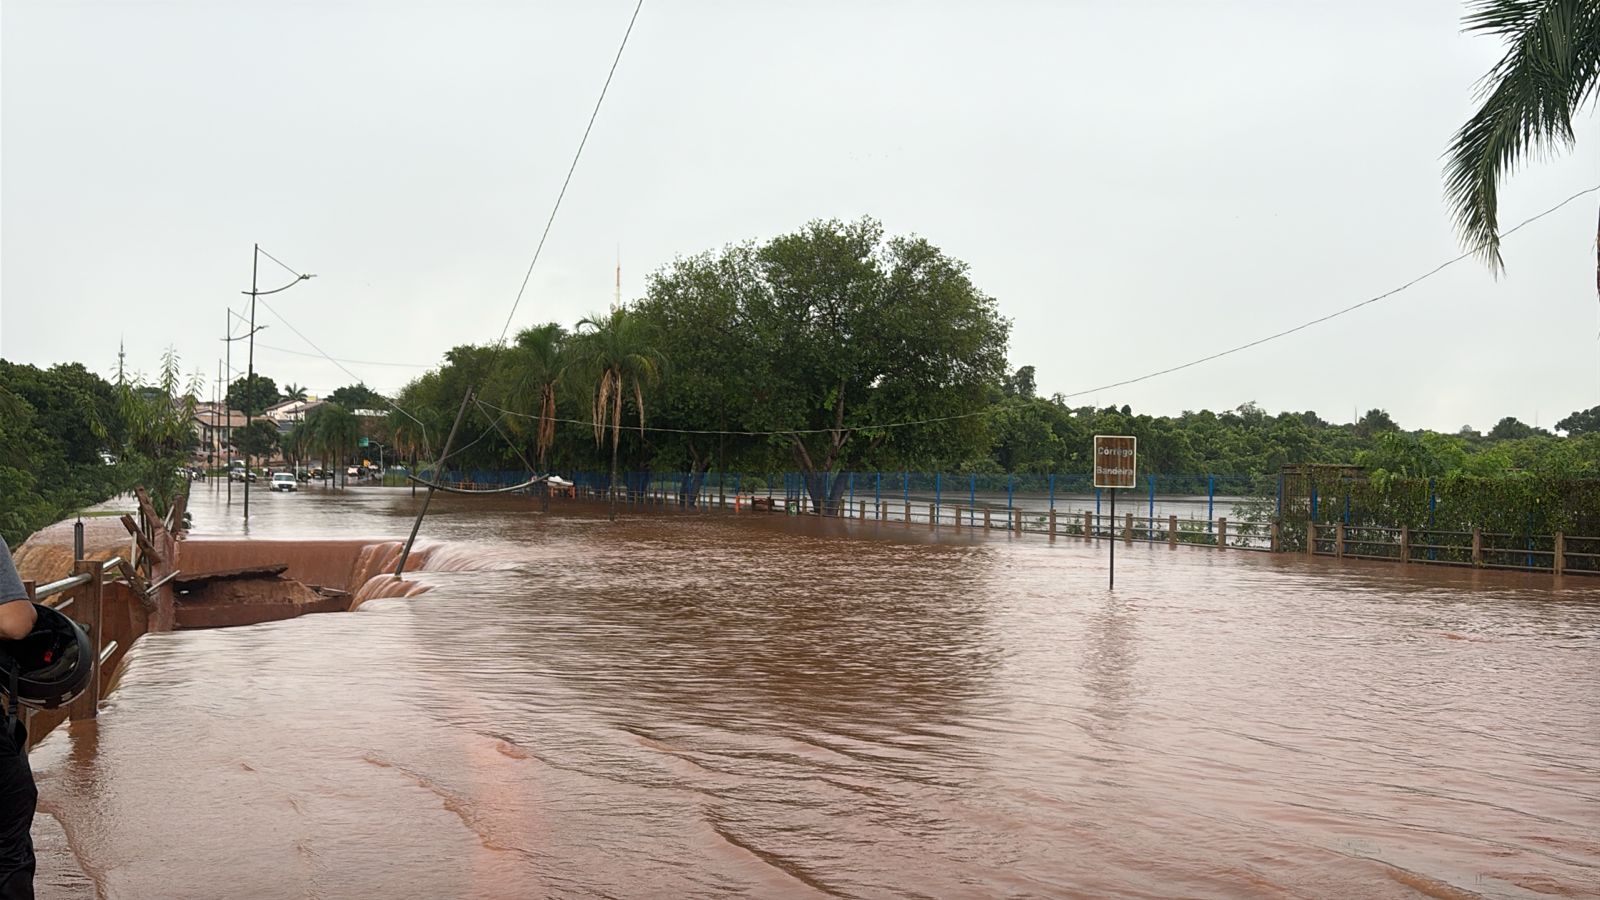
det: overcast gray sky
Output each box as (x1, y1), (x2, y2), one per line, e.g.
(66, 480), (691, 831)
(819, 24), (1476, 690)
(3, 0), (1596, 432)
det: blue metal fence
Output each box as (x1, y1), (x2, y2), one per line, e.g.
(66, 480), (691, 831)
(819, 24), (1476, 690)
(417, 469), (1272, 521)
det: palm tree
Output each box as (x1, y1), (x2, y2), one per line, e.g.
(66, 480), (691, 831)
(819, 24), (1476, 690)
(281, 383), (309, 403)
(306, 403), (361, 489)
(501, 323), (567, 470)
(117, 347), (202, 517)
(1445, 0), (1599, 277)
(570, 309), (664, 521)
(493, 323), (568, 510)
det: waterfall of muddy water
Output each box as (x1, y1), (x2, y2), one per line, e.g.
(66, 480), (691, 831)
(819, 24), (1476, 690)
(29, 486), (1600, 899)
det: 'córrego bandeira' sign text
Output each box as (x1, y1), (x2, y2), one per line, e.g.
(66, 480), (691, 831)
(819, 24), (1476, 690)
(1092, 435), (1137, 489)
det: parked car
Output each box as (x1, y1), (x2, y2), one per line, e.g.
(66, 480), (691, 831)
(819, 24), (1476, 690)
(270, 472), (298, 492)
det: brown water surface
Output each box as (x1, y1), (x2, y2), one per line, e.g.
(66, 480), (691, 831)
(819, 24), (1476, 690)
(32, 485), (1600, 898)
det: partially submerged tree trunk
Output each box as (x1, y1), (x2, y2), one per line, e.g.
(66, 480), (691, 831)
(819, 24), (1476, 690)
(789, 381), (883, 515)
(609, 425), (621, 522)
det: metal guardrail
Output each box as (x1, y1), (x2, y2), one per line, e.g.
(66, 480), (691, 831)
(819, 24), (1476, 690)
(1306, 523), (1593, 575)
(34, 573), (91, 603)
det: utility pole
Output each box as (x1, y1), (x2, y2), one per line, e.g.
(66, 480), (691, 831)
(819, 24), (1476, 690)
(237, 244), (315, 525)
(225, 310), (233, 505)
(245, 244), (258, 523)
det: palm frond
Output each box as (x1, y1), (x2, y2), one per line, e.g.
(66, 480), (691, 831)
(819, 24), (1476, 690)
(1445, 0), (1600, 269)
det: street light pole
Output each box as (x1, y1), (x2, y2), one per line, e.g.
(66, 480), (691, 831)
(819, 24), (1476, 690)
(225, 305), (232, 505)
(222, 308), (261, 505)
(238, 244), (316, 526)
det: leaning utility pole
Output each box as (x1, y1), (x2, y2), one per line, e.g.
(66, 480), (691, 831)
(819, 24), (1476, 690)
(394, 388), (474, 577)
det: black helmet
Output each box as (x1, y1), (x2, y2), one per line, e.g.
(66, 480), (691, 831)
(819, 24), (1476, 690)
(0, 604), (93, 710)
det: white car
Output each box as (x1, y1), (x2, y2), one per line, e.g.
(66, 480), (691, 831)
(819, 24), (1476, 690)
(270, 472), (298, 492)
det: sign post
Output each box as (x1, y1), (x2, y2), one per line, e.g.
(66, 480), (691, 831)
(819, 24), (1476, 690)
(1093, 435), (1137, 589)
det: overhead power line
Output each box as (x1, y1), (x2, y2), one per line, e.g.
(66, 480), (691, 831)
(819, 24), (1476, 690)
(256, 294), (434, 436)
(494, 0), (646, 349)
(256, 246), (305, 280)
(1053, 183), (1600, 401)
(252, 341), (432, 369)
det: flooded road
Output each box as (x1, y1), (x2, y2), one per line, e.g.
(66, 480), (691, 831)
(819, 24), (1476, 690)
(34, 485), (1600, 898)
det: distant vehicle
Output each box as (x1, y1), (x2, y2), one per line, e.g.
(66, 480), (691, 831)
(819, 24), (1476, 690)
(230, 467), (258, 483)
(295, 468), (311, 482)
(270, 472), (297, 492)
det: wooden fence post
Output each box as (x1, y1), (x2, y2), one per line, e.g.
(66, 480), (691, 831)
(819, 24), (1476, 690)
(1124, 512), (1133, 544)
(1306, 523), (1317, 556)
(1554, 532), (1565, 575)
(68, 560), (104, 720)
(929, 504), (936, 529)
(1048, 509), (1057, 540)
(1012, 508), (1022, 534)
(903, 501), (911, 526)
(1270, 521), (1280, 553)
(1471, 527), (1483, 567)
(1399, 525), (1410, 563)
(1335, 523), (1346, 559)
(1083, 510), (1092, 539)
(858, 501), (865, 520)
(1218, 517), (1228, 549)
(1169, 514), (1178, 548)
(983, 509), (992, 530)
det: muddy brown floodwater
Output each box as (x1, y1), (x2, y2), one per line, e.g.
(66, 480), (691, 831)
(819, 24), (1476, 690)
(31, 485), (1600, 899)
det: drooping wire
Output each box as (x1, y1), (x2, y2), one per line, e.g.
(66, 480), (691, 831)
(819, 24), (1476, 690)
(249, 1), (648, 485)
(493, 0), (646, 352)
(1055, 183), (1600, 401)
(253, 341), (432, 369)
(256, 295), (434, 440)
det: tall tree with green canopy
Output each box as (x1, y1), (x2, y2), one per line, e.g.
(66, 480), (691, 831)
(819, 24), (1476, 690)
(230, 420), (281, 474)
(1444, 0), (1600, 279)
(280, 383), (309, 403)
(634, 244), (775, 502)
(327, 382), (388, 412)
(1557, 405), (1600, 434)
(749, 218), (1010, 513)
(569, 308), (664, 521)
(226, 373), (278, 416)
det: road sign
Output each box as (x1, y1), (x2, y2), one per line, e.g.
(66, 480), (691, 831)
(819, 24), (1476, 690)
(358, 436), (369, 448)
(1093, 435), (1137, 489)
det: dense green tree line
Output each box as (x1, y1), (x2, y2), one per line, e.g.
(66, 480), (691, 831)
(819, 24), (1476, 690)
(374, 219), (1598, 514)
(0, 352), (199, 545)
